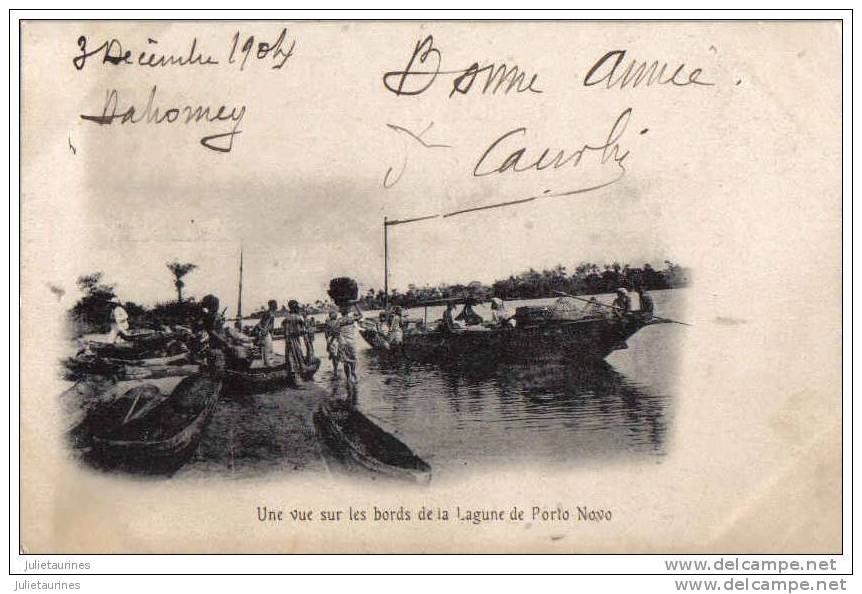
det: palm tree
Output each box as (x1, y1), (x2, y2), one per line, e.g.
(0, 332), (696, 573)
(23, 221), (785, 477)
(166, 261), (198, 302)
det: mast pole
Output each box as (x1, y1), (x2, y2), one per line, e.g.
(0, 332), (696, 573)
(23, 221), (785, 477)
(235, 247), (244, 329)
(384, 217), (389, 310)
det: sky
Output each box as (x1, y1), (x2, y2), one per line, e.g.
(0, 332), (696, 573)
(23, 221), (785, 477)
(21, 21), (841, 315)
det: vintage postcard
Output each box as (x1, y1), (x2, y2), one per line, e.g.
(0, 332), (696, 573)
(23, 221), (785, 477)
(16, 18), (844, 556)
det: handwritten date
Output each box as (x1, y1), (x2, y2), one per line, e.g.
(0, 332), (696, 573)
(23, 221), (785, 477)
(73, 28), (295, 71)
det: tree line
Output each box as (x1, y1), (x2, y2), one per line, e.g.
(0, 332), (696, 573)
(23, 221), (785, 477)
(68, 259), (689, 335)
(68, 261), (200, 335)
(358, 260), (690, 309)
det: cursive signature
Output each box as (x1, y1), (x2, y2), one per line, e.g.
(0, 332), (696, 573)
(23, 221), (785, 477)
(472, 108), (635, 196)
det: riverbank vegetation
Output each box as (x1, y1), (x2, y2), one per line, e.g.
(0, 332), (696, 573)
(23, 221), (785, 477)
(69, 260), (690, 335)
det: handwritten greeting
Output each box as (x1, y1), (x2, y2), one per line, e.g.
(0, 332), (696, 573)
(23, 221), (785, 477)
(71, 26), (720, 185)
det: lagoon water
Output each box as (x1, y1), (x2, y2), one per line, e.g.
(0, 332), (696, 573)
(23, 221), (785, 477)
(182, 289), (686, 479)
(311, 289), (686, 477)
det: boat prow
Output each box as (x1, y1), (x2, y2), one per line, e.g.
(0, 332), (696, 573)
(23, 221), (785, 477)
(314, 401), (431, 484)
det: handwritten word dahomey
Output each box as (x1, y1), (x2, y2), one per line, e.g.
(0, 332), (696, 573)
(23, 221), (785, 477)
(79, 86), (246, 153)
(73, 28), (295, 71)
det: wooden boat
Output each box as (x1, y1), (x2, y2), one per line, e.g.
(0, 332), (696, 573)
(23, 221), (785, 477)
(223, 363), (298, 394)
(105, 352), (190, 367)
(88, 373), (223, 475)
(120, 363), (199, 381)
(314, 401), (432, 484)
(84, 332), (189, 360)
(361, 310), (669, 363)
(65, 351), (194, 381)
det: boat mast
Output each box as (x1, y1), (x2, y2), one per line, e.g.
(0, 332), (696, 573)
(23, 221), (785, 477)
(384, 216), (389, 310)
(235, 247), (244, 329)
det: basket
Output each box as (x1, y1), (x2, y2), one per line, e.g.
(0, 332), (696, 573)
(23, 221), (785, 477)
(328, 277), (359, 306)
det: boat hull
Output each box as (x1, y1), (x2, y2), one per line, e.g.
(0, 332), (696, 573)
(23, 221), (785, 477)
(223, 364), (298, 394)
(314, 402), (431, 484)
(361, 314), (661, 363)
(90, 374), (222, 475)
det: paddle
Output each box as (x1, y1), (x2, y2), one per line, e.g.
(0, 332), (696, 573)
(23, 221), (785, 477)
(551, 290), (692, 326)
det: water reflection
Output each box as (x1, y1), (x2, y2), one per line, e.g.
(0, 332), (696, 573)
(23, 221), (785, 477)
(357, 350), (671, 475)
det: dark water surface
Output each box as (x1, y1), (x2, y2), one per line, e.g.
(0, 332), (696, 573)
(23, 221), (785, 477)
(309, 289), (686, 477)
(177, 290), (685, 478)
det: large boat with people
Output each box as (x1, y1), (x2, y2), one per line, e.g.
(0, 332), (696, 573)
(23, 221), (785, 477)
(362, 216), (682, 364)
(359, 292), (674, 363)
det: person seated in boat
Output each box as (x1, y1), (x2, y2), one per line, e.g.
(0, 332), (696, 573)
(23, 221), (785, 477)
(388, 306), (405, 347)
(612, 288), (631, 319)
(583, 296), (605, 317)
(441, 302), (461, 333)
(489, 298), (514, 327)
(198, 294), (253, 370)
(634, 285), (654, 317)
(324, 311), (341, 376)
(377, 311), (389, 333)
(106, 300), (132, 343)
(456, 299), (484, 326)
(252, 299), (278, 366)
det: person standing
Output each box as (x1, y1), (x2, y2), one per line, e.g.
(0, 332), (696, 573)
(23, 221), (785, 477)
(336, 305), (363, 403)
(254, 300), (278, 366)
(283, 300), (307, 373)
(324, 310), (341, 376)
(388, 306), (404, 347)
(303, 310), (316, 360)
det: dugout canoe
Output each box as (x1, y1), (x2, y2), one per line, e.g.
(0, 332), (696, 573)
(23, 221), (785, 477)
(89, 373), (223, 475)
(314, 402), (431, 484)
(223, 363), (299, 394)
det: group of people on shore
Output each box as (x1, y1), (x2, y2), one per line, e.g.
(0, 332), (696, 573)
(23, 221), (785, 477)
(244, 298), (365, 395)
(101, 284), (656, 396)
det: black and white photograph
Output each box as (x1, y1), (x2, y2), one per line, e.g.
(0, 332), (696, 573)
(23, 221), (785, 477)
(14, 15), (846, 562)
